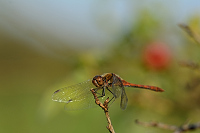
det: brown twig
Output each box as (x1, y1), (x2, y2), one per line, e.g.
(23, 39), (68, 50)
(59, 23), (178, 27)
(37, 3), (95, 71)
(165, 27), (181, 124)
(179, 23), (200, 45)
(178, 60), (200, 70)
(135, 119), (200, 133)
(90, 89), (115, 133)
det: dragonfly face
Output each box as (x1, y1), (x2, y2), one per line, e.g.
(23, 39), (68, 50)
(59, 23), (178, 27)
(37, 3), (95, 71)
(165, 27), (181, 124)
(92, 75), (105, 87)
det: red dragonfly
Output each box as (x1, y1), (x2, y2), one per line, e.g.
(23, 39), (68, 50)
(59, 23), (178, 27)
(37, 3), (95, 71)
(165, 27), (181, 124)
(52, 73), (164, 110)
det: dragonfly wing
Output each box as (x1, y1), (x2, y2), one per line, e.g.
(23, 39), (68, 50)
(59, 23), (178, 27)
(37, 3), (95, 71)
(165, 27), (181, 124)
(120, 86), (128, 110)
(111, 74), (123, 98)
(111, 85), (122, 98)
(52, 79), (97, 110)
(64, 90), (96, 110)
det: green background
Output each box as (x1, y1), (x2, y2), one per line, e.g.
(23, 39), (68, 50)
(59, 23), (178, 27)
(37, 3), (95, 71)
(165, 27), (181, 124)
(1, 7), (200, 133)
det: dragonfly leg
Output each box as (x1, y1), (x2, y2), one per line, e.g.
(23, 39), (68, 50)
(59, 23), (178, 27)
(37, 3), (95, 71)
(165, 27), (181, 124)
(106, 87), (116, 97)
(105, 87), (117, 108)
(107, 96), (116, 109)
(92, 87), (106, 98)
(93, 87), (116, 108)
(102, 87), (105, 96)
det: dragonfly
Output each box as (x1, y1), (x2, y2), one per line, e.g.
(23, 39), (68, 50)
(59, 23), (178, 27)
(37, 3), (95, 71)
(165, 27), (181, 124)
(52, 73), (164, 110)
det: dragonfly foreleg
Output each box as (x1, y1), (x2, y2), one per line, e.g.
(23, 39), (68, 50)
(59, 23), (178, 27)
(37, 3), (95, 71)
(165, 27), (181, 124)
(92, 87), (106, 98)
(92, 87), (117, 108)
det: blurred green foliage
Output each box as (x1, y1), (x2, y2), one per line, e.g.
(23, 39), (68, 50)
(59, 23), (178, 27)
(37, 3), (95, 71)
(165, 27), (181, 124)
(1, 11), (200, 133)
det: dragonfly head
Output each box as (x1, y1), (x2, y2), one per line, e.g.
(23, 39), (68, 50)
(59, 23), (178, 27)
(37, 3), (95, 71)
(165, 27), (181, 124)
(92, 75), (104, 87)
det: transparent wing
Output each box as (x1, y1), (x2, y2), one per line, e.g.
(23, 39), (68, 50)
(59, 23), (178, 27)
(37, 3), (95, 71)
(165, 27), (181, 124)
(111, 85), (122, 98)
(120, 86), (128, 110)
(111, 74), (128, 110)
(52, 79), (97, 110)
(111, 75), (123, 98)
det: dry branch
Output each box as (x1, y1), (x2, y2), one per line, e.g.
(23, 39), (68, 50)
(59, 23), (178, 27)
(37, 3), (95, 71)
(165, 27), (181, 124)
(90, 88), (115, 133)
(135, 119), (200, 133)
(179, 23), (200, 45)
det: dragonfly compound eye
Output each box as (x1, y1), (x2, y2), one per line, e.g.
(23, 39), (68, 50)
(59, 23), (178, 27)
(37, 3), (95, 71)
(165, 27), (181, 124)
(92, 75), (104, 87)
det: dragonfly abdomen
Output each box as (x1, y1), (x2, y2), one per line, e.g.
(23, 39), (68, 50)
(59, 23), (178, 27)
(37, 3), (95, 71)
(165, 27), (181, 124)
(122, 80), (164, 92)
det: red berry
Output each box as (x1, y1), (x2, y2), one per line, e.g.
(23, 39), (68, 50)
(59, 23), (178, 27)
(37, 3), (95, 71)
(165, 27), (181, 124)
(143, 42), (172, 70)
